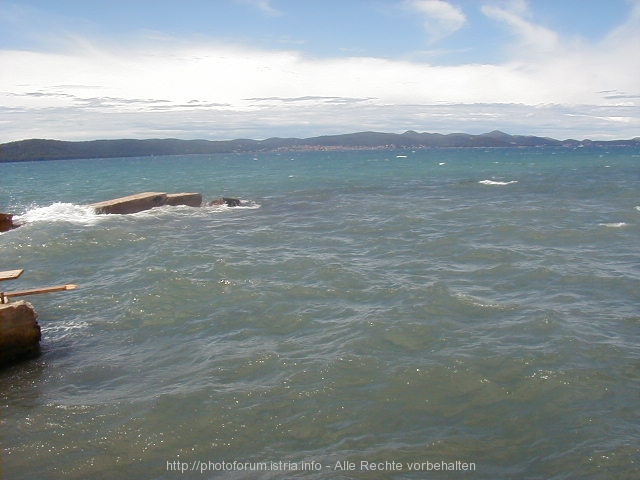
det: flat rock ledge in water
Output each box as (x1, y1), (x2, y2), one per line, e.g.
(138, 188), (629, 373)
(0, 300), (41, 366)
(89, 192), (203, 214)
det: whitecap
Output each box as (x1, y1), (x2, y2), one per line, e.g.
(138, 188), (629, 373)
(635, 206), (640, 211)
(42, 320), (90, 340)
(14, 203), (102, 226)
(233, 201), (261, 210)
(205, 200), (261, 211)
(478, 179), (518, 186)
(599, 222), (628, 228)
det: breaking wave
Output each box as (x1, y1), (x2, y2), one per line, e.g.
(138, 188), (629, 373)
(479, 179), (519, 185)
(14, 203), (102, 226)
(598, 222), (628, 228)
(203, 199), (261, 211)
(12, 200), (261, 227)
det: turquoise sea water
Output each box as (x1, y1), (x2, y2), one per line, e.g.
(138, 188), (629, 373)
(1, 148), (639, 479)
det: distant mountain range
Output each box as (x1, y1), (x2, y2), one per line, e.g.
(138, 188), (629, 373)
(1, 130), (639, 162)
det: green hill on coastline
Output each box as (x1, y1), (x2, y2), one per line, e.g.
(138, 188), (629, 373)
(1, 131), (639, 162)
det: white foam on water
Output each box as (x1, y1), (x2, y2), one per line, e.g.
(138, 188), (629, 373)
(12, 201), (262, 227)
(479, 179), (518, 185)
(204, 200), (261, 211)
(42, 320), (90, 341)
(598, 222), (628, 228)
(14, 203), (102, 226)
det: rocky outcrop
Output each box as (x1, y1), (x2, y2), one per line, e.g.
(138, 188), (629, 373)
(165, 193), (203, 207)
(208, 197), (241, 207)
(90, 192), (202, 214)
(0, 213), (15, 232)
(0, 301), (41, 365)
(90, 192), (167, 214)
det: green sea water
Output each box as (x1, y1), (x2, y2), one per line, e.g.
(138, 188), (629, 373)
(1, 148), (639, 479)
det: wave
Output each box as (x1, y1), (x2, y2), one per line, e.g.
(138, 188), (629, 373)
(14, 203), (102, 226)
(12, 199), (262, 226)
(479, 179), (518, 186)
(204, 200), (261, 211)
(599, 222), (628, 228)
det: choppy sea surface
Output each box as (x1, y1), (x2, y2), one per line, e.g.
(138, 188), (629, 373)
(1, 148), (639, 479)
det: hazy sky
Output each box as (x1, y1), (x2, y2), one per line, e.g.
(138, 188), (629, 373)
(1, 0), (639, 142)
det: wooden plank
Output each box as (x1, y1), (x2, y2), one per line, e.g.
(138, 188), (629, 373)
(0, 269), (24, 281)
(4, 284), (78, 299)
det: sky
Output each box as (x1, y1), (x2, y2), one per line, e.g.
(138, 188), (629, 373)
(1, 0), (639, 142)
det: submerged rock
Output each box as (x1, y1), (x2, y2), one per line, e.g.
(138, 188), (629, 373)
(208, 197), (241, 207)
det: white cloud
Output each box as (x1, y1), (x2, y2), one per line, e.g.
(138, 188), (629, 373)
(405, 0), (467, 43)
(0, 41), (558, 116)
(480, 0), (640, 106)
(4, 31), (632, 109)
(1, 1), (639, 142)
(481, 1), (558, 53)
(235, 0), (281, 16)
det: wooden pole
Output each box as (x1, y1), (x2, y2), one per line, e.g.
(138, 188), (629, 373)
(3, 284), (79, 300)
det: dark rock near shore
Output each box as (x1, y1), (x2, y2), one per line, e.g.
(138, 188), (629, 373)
(0, 301), (41, 366)
(0, 213), (15, 232)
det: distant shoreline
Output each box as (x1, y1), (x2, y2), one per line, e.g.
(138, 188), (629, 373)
(1, 130), (639, 163)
